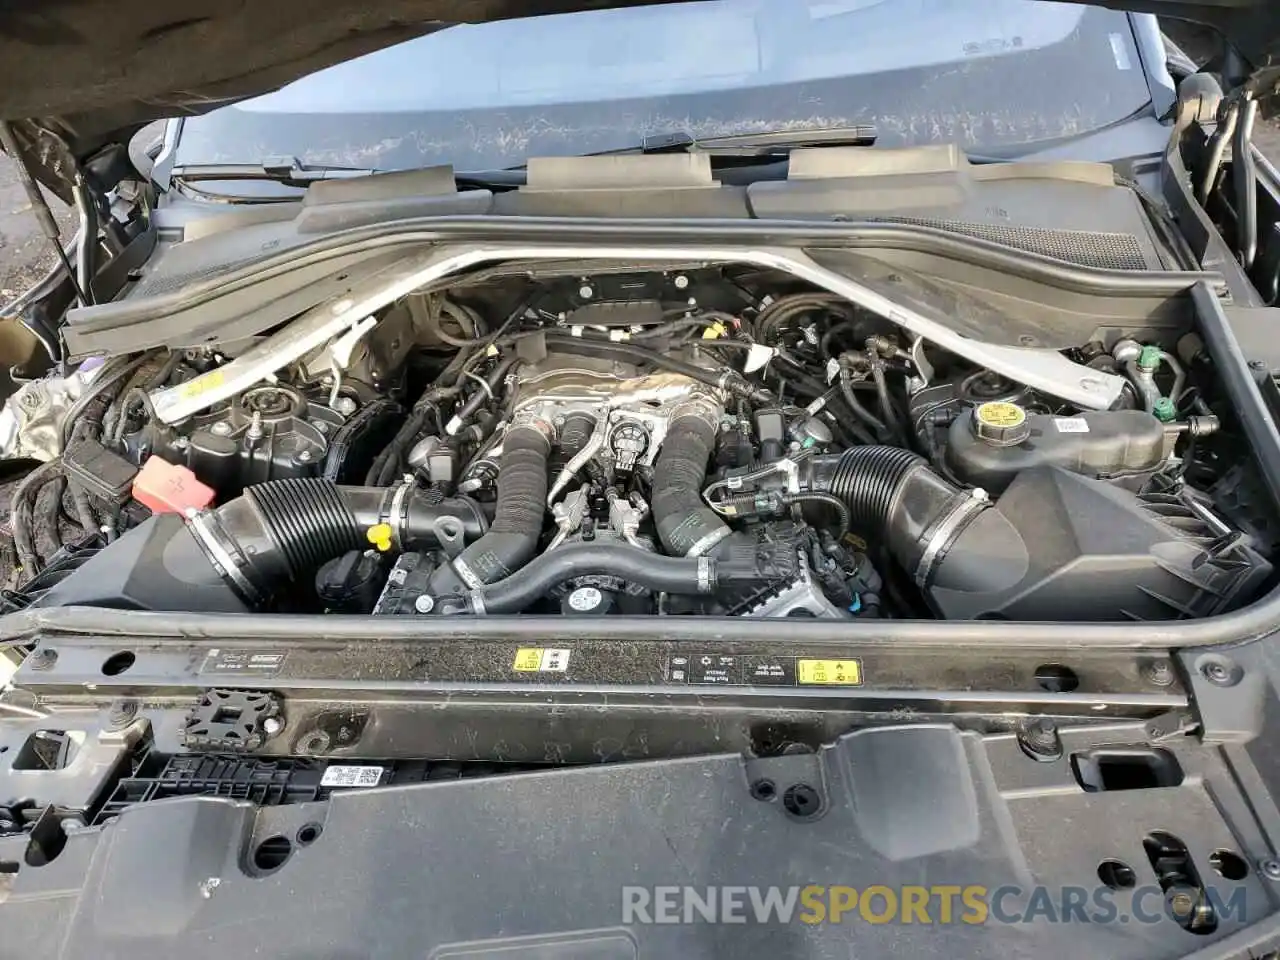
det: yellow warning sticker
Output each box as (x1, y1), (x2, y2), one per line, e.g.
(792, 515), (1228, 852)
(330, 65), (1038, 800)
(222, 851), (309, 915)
(178, 370), (226, 399)
(797, 659), (863, 686)
(513, 648), (544, 671)
(513, 648), (571, 672)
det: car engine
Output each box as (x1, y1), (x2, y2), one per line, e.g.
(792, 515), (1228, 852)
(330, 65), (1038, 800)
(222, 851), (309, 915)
(4, 266), (1273, 622)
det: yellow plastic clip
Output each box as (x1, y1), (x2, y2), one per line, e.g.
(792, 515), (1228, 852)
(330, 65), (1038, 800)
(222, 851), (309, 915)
(366, 523), (394, 552)
(701, 321), (727, 340)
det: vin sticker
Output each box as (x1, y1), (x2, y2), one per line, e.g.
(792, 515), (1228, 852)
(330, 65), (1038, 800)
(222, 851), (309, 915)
(513, 648), (571, 672)
(321, 765), (385, 788)
(199, 649), (287, 677)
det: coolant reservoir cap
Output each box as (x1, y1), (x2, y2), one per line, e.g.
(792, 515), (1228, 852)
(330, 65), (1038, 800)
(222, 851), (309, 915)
(972, 401), (1031, 446)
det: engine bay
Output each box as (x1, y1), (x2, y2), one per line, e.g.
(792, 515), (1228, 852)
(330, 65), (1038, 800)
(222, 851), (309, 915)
(3, 264), (1275, 623)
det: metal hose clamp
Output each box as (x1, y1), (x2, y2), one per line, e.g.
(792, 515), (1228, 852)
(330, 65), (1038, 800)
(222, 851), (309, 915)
(185, 508), (262, 605)
(914, 489), (990, 588)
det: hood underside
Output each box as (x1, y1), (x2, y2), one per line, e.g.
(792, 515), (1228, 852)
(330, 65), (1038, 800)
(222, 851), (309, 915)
(0, 0), (1276, 199)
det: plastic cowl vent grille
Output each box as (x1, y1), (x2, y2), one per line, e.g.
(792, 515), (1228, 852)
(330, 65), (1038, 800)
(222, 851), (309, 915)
(873, 218), (1153, 271)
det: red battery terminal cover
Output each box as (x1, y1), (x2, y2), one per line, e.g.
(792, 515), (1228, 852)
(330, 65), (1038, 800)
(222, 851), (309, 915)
(131, 456), (216, 515)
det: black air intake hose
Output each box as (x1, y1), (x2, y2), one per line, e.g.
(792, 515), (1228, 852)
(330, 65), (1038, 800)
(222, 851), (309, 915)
(195, 478), (486, 601)
(653, 411), (732, 557)
(460, 541), (797, 615)
(797, 446), (1010, 587)
(435, 423), (551, 588)
(471, 543), (718, 614)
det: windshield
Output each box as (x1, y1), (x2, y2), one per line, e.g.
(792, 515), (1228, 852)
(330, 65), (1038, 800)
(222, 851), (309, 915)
(174, 0), (1154, 173)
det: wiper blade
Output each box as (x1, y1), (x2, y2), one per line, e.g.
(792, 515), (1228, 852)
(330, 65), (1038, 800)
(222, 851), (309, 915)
(607, 124), (878, 156)
(504, 124), (878, 169)
(171, 157), (378, 187)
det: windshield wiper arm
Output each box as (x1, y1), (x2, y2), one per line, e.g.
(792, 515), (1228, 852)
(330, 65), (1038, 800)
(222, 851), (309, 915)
(503, 124), (879, 168)
(605, 124), (878, 157)
(170, 157), (379, 187)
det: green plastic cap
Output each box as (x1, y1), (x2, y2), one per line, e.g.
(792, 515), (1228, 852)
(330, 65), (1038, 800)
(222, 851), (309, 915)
(1138, 344), (1163, 370)
(1152, 397), (1177, 422)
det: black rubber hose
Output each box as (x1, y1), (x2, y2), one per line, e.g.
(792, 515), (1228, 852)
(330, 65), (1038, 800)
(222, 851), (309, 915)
(820, 321), (859, 359)
(69, 482), (98, 536)
(838, 368), (890, 440)
(244, 479), (363, 580)
(366, 407), (428, 486)
(59, 353), (149, 450)
(11, 459), (64, 583)
(804, 446), (927, 535)
(33, 476), (67, 564)
(797, 446), (1006, 587)
(444, 424), (551, 585)
(779, 491), (851, 537)
(652, 413), (731, 557)
(208, 478), (486, 590)
(755, 293), (851, 344)
(630, 311), (739, 340)
(475, 543), (718, 614)
(869, 357), (906, 444)
(450, 357), (518, 431)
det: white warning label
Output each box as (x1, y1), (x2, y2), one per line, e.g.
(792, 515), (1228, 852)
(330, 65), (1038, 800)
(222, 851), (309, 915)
(320, 765), (385, 788)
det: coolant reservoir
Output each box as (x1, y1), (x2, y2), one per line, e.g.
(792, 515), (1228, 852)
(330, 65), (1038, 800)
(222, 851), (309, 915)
(946, 402), (1169, 494)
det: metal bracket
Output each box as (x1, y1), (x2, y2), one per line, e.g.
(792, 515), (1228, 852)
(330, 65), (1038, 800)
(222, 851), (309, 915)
(147, 243), (1128, 424)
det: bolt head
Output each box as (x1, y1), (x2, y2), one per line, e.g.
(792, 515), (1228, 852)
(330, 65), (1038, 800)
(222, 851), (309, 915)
(1262, 859), (1280, 880)
(108, 700), (138, 728)
(1201, 659), (1236, 685)
(210, 420), (232, 437)
(1145, 659), (1175, 687)
(297, 450), (313, 462)
(1019, 719), (1062, 761)
(673, 274), (690, 290)
(578, 285), (594, 299)
(263, 717), (283, 736)
(414, 594), (435, 614)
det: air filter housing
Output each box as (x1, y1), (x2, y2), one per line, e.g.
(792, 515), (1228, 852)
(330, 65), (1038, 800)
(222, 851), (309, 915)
(927, 468), (1272, 621)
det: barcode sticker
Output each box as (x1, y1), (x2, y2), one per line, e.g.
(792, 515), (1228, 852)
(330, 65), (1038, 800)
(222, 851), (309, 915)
(320, 765), (385, 788)
(1054, 417), (1090, 434)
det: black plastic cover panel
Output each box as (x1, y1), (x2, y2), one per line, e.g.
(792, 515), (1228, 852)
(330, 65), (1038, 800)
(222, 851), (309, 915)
(0, 723), (1273, 960)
